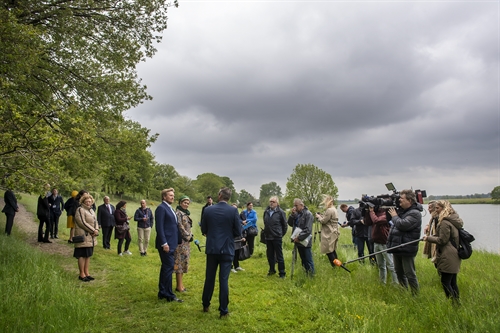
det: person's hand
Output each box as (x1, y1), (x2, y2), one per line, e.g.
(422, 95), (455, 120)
(388, 207), (397, 217)
(163, 244), (170, 252)
(422, 235), (427, 241)
(424, 225), (429, 234)
(241, 238), (246, 242)
(369, 207), (374, 212)
(360, 219), (365, 225)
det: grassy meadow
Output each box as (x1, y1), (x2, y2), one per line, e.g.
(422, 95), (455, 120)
(0, 194), (499, 332)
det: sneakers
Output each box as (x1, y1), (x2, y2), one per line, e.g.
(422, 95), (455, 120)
(124, 250), (132, 255)
(118, 253), (123, 256)
(235, 267), (245, 271)
(231, 269), (237, 273)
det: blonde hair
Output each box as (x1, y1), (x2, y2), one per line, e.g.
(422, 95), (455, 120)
(161, 188), (175, 200)
(269, 196), (279, 205)
(320, 195), (335, 208)
(436, 200), (456, 223)
(79, 193), (94, 205)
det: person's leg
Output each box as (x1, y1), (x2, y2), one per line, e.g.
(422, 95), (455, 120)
(124, 236), (131, 252)
(266, 240), (276, 274)
(247, 234), (255, 255)
(326, 252), (337, 267)
(117, 239), (124, 254)
(77, 257), (86, 278)
(304, 248), (315, 275)
(158, 250), (176, 299)
(202, 254), (218, 309)
(5, 213), (14, 235)
(218, 255), (232, 315)
(384, 252), (399, 285)
(43, 218), (51, 241)
(451, 274), (459, 300)
(274, 239), (286, 277)
(232, 249), (240, 269)
(440, 272), (454, 298)
(374, 243), (387, 284)
(355, 237), (365, 261)
(401, 256), (419, 294)
(144, 227), (151, 254)
(176, 273), (184, 291)
(137, 227), (144, 254)
(54, 214), (60, 238)
(38, 218), (44, 241)
(393, 255), (407, 288)
(84, 257), (91, 277)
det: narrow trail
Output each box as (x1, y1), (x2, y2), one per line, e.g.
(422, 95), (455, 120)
(1, 198), (73, 257)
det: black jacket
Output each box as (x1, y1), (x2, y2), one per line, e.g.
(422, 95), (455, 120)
(37, 195), (50, 220)
(287, 207), (313, 248)
(2, 190), (18, 215)
(347, 206), (369, 238)
(263, 206), (287, 240)
(387, 203), (423, 256)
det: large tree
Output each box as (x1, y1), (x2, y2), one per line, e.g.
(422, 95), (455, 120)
(285, 164), (338, 208)
(238, 189), (256, 208)
(259, 182), (282, 207)
(0, 0), (177, 192)
(491, 186), (500, 203)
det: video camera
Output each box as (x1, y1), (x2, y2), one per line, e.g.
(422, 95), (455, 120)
(358, 183), (427, 212)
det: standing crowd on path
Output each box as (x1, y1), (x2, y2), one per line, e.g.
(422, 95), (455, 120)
(1, 184), (468, 317)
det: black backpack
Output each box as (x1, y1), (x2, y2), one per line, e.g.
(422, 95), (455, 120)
(450, 228), (475, 259)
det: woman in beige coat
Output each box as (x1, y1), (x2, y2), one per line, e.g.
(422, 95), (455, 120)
(315, 195), (340, 267)
(74, 193), (99, 282)
(423, 200), (463, 302)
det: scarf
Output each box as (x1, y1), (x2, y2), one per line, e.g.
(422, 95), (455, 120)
(176, 206), (190, 216)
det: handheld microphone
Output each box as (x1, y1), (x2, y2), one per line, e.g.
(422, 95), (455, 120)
(194, 239), (202, 252)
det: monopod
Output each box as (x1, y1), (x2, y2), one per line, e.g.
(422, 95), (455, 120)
(333, 238), (423, 270)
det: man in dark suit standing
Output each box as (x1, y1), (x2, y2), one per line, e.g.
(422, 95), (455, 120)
(48, 188), (64, 239)
(201, 187), (241, 318)
(2, 189), (19, 235)
(37, 183), (52, 243)
(97, 196), (116, 250)
(155, 188), (183, 303)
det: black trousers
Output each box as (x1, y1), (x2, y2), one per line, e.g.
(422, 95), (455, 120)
(117, 237), (131, 254)
(246, 234), (256, 255)
(441, 272), (459, 300)
(266, 238), (286, 277)
(4, 213), (15, 235)
(50, 213), (61, 237)
(38, 216), (51, 241)
(101, 226), (114, 249)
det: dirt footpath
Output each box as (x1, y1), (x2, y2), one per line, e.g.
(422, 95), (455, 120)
(1, 198), (73, 257)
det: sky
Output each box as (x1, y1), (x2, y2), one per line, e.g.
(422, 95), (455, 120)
(127, 0), (499, 200)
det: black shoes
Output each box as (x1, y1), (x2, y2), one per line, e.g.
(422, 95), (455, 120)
(220, 313), (230, 319)
(267, 271), (276, 276)
(203, 306), (210, 312)
(175, 288), (187, 293)
(42, 239), (52, 243)
(78, 276), (90, 282)
(86, 276), (95, 281)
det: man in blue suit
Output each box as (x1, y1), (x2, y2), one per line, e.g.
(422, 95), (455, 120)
(155, 188), (183, 302)
(201, 187), (241, 318)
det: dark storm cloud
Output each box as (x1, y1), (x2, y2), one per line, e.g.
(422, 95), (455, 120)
(128, 1), (498, 199)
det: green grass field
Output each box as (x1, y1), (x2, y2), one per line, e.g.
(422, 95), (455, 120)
(0, 195), (499, 332)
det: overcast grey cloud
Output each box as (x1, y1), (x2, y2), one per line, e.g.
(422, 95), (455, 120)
(127, 1), (499, 200)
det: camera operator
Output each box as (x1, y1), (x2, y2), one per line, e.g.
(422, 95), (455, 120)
(387, 189), (423, 295)
(340, 204), (372, 264)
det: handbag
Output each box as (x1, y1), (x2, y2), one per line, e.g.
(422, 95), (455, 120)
(72, 235), (85, 243)
(239, 244), (251, 261)
(116, 222), (130, 233)
(247, 226), (258, 237)
(260, 228), (266, 244)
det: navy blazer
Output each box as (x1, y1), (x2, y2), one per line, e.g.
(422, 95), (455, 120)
(201, 202), (241, 256)
(48, 195), (64, 216)
(2, 190), (18, 215)
(97, 203), (116, 227)
(155, 202), (179, 252)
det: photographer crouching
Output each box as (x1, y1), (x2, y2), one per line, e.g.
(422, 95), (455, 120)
(387, 189), (423, 295)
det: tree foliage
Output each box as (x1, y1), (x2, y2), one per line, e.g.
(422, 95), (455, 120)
(259, 182), (282, 207)
(491, 186), (500, 203)
(0, 0), (177, 192)
(285, 164), (338, 208)
(238, 189), (256, 208)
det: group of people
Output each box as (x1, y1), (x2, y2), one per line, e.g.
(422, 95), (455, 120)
(2, 185), (465, 317)
(339, 189), (464, 303)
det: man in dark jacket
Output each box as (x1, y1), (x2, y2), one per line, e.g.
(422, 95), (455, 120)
(37, 183), (52, 243)
(2, 189), (19, 235)
(287, 198), (315, 276)
(97, 196), (116, 250)
(263, 196), (288, 278)
(343, 204), (373, 263)
(201, 187), (241, 317)
(48, 188), (64, 239)
(387, 189), (423, 294)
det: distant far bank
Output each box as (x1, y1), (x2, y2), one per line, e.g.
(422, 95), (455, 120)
(338, 198), (497, 205)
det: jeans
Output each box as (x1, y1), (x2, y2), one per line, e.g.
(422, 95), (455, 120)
(202, 254), (233, 315)
(297, 246), (315, 276)
(266, 238), (286, 277)
(393, 254), (419, 294)
(374, 243), (398, 284)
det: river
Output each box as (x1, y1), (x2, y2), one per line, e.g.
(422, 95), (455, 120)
(337, 204), (500, 254)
